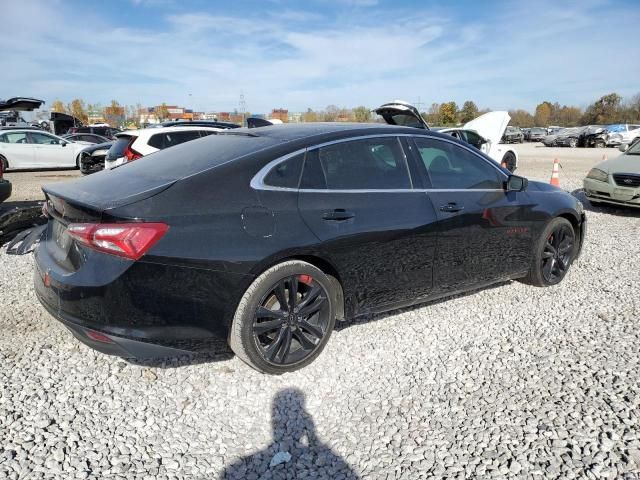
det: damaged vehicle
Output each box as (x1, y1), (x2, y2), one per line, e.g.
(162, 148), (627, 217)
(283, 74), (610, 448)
(606, 124), (640, 147)
(34, 122), (584, 373)
(374, 102), (519, 172)
(526, 127), (547, 142)
(583, 139), (640, 208)
(502, 126), (524, 144)
(79, 142), (113, 175)
(582, 126), (608, 148)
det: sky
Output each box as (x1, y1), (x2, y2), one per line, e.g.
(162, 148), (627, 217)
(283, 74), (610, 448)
(1, 0), (639, 114)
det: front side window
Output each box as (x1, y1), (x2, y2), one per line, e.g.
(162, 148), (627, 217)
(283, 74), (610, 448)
(301, 137), (411, 190)
(4, 132), (28, 144)
(414, 137), (503, 190)
(30, 133), (61, 145)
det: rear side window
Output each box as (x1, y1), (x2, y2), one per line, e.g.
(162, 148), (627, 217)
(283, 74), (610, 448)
(148, 130), (202, 149)
(413, 137), (503, 190)
(301, 137), (411, 190)
(4, 132), (28, 144)
(264, 153), (304, 188)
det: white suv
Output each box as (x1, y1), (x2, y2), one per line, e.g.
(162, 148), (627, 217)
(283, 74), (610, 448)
(104, 126), (223, 169)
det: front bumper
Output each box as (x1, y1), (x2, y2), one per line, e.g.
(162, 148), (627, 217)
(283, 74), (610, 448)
(0, 179), (11, 203)
(583, 178), (640, 208)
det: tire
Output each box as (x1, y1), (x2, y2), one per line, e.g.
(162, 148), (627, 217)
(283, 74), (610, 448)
(76, 154), (82, 170)
(595, 139), (606, 148)
(522, 217), (576, 287)
(0, 155), (8, 172)
(502, 152), (517, 173)
(568, 138), (578, 148)
(229, 260), (337, 374)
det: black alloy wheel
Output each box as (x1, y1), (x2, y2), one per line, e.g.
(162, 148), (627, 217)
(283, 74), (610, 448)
(540, 224), (575, 284)
(229, 260), (337, 374)
(522, 217), (576, 287)
(253, 275), (331, 366)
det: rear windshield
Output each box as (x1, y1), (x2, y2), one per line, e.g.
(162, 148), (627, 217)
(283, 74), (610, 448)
(104, 132), (279, 182)
(107, 136), (132, 159)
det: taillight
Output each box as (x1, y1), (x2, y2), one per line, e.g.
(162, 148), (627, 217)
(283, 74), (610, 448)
(123, 136), (142, 162)
(67, 222), (168, 260)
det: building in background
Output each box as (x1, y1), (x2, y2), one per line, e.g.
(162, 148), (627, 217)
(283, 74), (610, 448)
(288, 112), (303, 123)
(270, 108), (289, 123)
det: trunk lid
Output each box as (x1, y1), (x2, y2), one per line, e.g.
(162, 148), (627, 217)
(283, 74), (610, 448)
(463, 111), (510, 146)
(0, 97), (45, 111)
(374, 101), (430, 130)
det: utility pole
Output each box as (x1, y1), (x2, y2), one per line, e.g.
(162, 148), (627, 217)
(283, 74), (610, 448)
(414, 96), (425, 113)
(239, 92), (247, 126)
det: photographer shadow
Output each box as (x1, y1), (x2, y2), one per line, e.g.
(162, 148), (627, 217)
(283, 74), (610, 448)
(221, 388), (359, 479)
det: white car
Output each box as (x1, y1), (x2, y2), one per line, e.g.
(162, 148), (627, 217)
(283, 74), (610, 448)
(374, 101), (519, 172)
(104, 126), (223, 169)
(0, 129), (89, 170)
(438, 112), (519, 172)
(607, 124), (640, 148)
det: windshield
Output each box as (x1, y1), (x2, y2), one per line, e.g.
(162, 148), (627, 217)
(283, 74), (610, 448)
(627, 140), (640, 155)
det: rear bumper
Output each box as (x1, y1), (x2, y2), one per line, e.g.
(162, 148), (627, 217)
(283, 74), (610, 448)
(0, 179), (11, 203)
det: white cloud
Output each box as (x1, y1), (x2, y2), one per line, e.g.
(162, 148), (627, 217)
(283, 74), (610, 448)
(0, 0), (637, 113)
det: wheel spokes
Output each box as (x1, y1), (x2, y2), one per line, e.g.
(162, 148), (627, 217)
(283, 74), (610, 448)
(288, 276), (298, 310)
(299, 296), (326, 317)
(277, 327), (293, 362)
(292, 329), (317, 350)
(265, 327), (287, 361)
(256, 306), (287, 320)
(299, 320), (323, 340)
(558, 237), (573, 255)
(297, 284), (322, 310)
(254, 318), (286, 334)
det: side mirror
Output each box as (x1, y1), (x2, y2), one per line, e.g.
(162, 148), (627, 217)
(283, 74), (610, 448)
(61, 141), (68, 147)
(505, 175), (528, 192)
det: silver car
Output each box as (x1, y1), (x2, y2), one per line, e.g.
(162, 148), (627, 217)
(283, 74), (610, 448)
(583, 139), (640, 208)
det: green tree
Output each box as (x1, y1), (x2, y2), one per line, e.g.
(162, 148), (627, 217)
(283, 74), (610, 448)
(459, 100), (479, 123)
(582, 93), (622, 124)
(438, 101), (458, 125)
(352, 106), (371, 123)
(508, 109), (535, 127)
(104, 100), (125, 127)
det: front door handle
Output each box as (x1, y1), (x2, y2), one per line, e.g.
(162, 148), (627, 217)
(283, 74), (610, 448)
(322, 209), (355, 221)
(439, 203), (464, 213)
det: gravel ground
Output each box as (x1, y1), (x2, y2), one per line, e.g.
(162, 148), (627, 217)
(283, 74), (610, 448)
(1, 144), (640, 479)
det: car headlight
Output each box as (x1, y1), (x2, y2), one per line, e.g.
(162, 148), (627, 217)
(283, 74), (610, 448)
(586, 168), (608, 182)
(91, 149), (108, 157)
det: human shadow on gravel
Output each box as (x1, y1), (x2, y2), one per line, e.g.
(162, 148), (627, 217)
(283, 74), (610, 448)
(221, 388), (359, 479)
(571, 188), (640, 217)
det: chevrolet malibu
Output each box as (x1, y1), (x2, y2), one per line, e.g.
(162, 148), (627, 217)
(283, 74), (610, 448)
(34, 123), (586, 374)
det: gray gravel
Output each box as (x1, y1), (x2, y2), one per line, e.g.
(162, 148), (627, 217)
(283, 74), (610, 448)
(1, 145), (640, 479)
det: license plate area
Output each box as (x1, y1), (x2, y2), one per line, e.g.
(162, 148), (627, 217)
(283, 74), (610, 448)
(53, 219), (72, 254)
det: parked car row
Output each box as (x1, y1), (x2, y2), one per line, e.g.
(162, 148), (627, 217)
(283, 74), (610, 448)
(542, 124), (640, 148)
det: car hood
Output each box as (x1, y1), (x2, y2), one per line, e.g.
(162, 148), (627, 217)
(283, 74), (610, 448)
(593, 153), (640, 174)
(463, 111), (510, 146)
(0, 97), (45, 111)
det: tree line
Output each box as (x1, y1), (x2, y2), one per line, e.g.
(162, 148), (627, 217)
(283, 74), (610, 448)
(50, 92), (639, 128)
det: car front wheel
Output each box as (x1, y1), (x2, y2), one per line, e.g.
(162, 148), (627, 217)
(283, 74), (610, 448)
(523, 217), (576, 287)
(229, 260), (336, 374)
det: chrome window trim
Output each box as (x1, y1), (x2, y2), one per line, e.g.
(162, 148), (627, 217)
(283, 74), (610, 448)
(250, 133), (508, 192)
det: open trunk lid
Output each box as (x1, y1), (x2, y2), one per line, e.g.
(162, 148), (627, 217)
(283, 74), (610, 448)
(374, 101), (430, 130)
(463, 111), (510, 146)
(0, 97), (45, 111)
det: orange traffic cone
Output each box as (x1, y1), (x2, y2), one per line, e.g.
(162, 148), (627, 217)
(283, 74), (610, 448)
(602, 154), (608, 161)
(550, 158), (560, 187)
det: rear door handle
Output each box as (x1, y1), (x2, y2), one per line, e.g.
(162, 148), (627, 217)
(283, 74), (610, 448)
(439, 203), (464, 213)
(322, 209), (355, 221)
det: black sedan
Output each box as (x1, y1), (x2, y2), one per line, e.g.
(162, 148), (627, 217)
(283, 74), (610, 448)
(34, 123), (586, 374)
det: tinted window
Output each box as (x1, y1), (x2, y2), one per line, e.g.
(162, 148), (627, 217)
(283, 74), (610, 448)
(3, 132), (28, 144)
(148, 130), (202, 150)
(414, 137), (503, 189)
(462, 130), (484, 149)
(30, 133), (61, 145)
(301, 137), (410, 190)
(264, 153), (304, 188)
(108, 136), (133, 159)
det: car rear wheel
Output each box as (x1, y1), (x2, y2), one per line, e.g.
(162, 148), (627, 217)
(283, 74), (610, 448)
(229, 260), (336, 374)
(502, 152), (517, 173)
(568, 138), (578, 148)
(523, 217), (576, 287)
(595, 139), (606, 148)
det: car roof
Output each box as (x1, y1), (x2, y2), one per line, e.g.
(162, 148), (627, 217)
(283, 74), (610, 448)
(116, 125), (224, 137)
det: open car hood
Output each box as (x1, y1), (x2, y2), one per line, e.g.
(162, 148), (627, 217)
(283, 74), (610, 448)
(374, 101), (429, 130)
(463, 111), (510, 145)
(0, 97), (45, 112)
